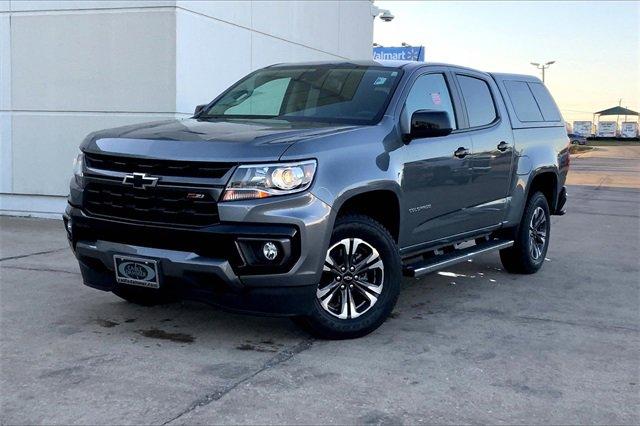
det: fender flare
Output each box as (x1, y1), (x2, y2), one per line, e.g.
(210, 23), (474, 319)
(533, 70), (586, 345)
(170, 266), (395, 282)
(524, 166), (560, 210)
(330, 181), (403, 215)
(314, 181), (403, 242)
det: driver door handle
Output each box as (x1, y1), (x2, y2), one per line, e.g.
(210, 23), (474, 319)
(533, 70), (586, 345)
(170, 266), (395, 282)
(454, 147), (469, 158)
(497, 141), (510, 151)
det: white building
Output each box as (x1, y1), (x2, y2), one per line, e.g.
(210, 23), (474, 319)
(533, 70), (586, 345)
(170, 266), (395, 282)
(0, 1), (374, 217)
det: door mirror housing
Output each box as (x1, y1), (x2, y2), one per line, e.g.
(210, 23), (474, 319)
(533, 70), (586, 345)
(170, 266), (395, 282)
(406, 110), (453, 141)
(194, 104), (207, 116)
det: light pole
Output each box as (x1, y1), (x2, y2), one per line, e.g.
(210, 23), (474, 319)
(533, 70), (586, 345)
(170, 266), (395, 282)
(530, 61), (556, 82)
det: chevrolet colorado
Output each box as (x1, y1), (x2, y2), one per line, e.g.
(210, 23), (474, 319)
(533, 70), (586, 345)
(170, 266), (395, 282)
(64, 61), (569, 339)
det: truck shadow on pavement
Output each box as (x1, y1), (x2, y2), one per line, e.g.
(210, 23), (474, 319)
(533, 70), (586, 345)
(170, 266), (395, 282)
(79, 297), (303, 349)
(71, 251), (512, 349)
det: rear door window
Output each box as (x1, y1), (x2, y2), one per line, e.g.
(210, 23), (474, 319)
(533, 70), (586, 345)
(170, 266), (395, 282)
(504, 81), (544, 122)
(528, 82), (562, 122)
(404, 73), (457, 129)
(456, 75), (497, 127)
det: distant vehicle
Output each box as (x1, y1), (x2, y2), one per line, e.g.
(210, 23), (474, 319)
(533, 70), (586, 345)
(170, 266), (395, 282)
(568, 133), (588, 145)
(65, 61), (569, 339)
(572, 120), (594, 137)
(620, 122), (639, 139)
(597, 121), (618, 138)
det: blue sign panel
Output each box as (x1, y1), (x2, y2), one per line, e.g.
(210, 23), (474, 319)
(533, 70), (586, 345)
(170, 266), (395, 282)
(373, 46), (425, 62)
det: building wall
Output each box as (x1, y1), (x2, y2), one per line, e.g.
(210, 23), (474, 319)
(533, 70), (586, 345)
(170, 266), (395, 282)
(0, 0), (374, 217)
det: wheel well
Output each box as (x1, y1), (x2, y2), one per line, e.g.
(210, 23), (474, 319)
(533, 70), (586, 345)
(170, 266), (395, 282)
(528, 172), (557, 209)
(336, 190), (400, 242)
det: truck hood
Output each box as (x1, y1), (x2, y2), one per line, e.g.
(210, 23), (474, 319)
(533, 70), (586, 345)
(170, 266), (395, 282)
(81, 118), (358, 162)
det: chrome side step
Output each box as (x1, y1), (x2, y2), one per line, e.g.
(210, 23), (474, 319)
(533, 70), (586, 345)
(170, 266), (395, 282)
(403, 239), (514, 278)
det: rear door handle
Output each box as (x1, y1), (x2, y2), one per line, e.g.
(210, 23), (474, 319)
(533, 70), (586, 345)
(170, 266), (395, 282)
(497, 141), (509, 151)
(454, 147), (469, 158)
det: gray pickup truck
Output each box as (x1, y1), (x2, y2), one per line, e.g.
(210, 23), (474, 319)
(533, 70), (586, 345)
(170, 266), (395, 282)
(64, 61), (569, 339)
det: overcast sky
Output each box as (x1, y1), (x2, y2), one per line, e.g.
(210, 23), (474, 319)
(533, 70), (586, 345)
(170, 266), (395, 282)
(374, 1), (639, 124)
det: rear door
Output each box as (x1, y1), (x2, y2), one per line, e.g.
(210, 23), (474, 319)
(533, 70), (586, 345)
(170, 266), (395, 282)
(452, 71), (515, 228)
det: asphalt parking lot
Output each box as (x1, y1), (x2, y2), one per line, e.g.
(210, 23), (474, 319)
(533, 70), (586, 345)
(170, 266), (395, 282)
(1, 146), (639, 425)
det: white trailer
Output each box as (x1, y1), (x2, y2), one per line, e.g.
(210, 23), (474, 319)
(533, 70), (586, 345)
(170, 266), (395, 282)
(572, 121), (593, 137)
(597, 121), (617, 138)
(620, 122), (639, 138)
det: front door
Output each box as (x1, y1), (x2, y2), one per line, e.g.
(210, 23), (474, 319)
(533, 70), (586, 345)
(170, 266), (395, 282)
(400, 71), (476, 248)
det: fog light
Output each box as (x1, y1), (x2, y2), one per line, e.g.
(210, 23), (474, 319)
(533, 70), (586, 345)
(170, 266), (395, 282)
(262, 242), (278, 261)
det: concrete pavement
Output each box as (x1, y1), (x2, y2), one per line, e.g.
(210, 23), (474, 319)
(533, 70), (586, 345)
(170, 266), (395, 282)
(1, 147), (639, 424)
(567, 145), (640, 188)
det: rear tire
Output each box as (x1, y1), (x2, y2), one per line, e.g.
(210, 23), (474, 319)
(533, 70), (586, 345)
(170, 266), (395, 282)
(113, 286), (173, 306)
(500, 191), (550, 274)
(294, 214), (402, 339)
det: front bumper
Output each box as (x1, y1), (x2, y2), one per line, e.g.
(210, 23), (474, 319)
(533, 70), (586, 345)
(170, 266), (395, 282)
(64, 192), (334, 316)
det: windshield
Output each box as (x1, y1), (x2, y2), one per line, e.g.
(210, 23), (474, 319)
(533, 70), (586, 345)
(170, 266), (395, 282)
(200, 65), (402, 125)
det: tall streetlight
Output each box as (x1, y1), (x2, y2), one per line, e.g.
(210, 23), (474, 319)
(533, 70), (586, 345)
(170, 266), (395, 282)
(530, 61), (556, 82)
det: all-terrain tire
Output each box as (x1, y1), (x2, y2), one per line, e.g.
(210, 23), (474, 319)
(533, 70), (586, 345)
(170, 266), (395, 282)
(294, 214), (402, 339)
(500, 191), (551, 274)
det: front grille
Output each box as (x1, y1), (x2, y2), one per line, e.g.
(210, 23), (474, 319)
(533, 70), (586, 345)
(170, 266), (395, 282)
(84, 182), (219, 226)
(85, 153), (234, 179)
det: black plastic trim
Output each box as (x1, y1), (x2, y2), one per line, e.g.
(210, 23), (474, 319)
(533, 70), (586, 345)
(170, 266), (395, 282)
(67, 205), (300, 276)
(400, 223), (503, 259)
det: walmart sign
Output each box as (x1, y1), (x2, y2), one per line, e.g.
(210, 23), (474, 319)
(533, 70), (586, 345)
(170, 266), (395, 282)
(373, 46), (425, 62)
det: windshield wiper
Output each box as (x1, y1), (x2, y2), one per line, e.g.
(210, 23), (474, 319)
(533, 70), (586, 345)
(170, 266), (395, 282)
(200, 114), (275, 119)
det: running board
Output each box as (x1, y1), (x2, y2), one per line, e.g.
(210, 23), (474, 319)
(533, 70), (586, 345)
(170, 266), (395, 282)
(403, 239), (514, 278)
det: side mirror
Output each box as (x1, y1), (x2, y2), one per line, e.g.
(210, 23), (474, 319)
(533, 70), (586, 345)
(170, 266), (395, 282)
(194, 104), (207, 116)
(407, 110), (453, 141)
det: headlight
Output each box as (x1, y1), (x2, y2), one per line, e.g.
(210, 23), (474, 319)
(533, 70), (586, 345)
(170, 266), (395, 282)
(72, 152), (84, 178)
(221, 160), (317, 201)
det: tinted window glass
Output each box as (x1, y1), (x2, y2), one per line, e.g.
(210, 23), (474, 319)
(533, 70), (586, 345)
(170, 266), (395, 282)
(225, 78), (291, 116)
(457, 75), (497, 127)
(528, 82), (562, 122)
(204, 66), (401, 125)
(404, 73), (456, 129)
(505, 80), (543, 122)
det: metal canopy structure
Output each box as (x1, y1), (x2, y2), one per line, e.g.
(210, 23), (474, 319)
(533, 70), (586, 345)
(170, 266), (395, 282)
(592, 105), (639, 139)
(594, 106), (639, 116)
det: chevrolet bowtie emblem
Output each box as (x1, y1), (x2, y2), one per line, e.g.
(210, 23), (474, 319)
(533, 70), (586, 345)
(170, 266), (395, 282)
(122, 172), (159, 189)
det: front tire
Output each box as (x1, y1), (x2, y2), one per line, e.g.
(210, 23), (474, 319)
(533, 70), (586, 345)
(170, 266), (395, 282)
(500, 191), (551, 274)
(295, 214), (402, 339)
